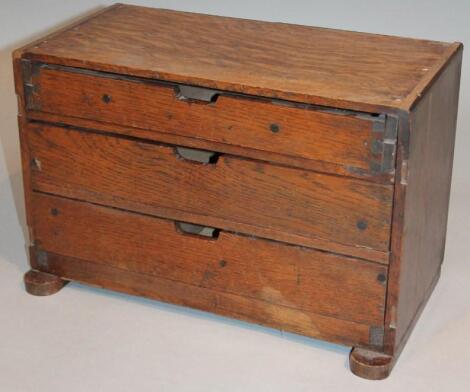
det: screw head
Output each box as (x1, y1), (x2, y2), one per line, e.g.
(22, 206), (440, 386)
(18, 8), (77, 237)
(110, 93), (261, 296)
(102, 94), (112, 104)
(377, 273), (387, 283)
(270, 123), (280, 133)
(50, 208), (59, 216)
(219, 260), (227, 268)
(357, 220), (368, 231)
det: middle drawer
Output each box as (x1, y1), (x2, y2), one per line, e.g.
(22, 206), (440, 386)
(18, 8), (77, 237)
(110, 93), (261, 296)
(27, 123), (393, 262)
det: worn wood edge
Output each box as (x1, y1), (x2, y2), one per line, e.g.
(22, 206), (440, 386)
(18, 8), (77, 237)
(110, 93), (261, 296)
(400, 42), (463, 111)
(12, 5), (121, 114)
(17, 4), (457, 114)
(24, 269), (68, 296)
(108, 4), (458, 49)
(349, 347), (395, 380)
(34, 250), (380, 348)
(17, 52), (406, 115)
(11, 4), (122, 64)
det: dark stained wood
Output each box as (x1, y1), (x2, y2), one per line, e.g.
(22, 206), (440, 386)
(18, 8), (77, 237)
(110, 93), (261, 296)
(32, 192), (387, 326)
(24, 269), (68, 296)
(17, 4), (460, 113)
(27, 123), (393, 260)
(26, 64), (392, 181)
(31, 250), (377, 348)
(383, 47), (463, 355)
(349, 347), (394, 380)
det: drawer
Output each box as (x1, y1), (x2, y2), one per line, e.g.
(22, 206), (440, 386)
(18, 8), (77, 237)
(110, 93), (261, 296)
(31, 192), (387, 328)
(24, 63), (397, 181)
(27, 123), (393, 262)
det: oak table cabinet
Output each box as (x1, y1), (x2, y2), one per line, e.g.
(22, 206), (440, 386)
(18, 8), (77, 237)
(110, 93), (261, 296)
(13, 4), (462, 380)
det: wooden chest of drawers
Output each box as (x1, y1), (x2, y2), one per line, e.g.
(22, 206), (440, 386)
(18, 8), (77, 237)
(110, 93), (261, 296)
(13, 4), (462, 379)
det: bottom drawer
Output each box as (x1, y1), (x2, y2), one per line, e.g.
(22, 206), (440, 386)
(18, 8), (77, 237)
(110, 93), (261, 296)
(31, 193), (387, 348)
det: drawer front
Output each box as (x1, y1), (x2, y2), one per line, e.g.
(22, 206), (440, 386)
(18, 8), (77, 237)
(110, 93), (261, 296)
(32, 193), (387, 327)
(27, 124), (393, 260)
(25, 63), (396, 180)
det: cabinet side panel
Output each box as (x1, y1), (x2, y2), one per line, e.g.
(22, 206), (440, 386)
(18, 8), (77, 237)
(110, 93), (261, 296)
(391, 48), (462, 353)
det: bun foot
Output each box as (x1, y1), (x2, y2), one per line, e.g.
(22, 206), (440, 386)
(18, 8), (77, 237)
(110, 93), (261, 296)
(349, 347), (395, 380)
(24, 270), (68, 296)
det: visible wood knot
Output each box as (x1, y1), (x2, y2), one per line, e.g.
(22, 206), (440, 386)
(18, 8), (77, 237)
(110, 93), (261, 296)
(270, 123), (280, 133)
(102, 94), (112, 104)
(356, 220), (368, 231)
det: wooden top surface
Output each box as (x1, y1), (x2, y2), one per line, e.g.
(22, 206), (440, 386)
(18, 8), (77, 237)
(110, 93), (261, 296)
(19, 3), (462, 113)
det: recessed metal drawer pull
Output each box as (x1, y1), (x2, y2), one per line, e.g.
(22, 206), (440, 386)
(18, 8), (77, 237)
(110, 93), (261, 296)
(174, 146), (220, 164)
(175, 85), (219, 103)
(174, 221), (220, 239)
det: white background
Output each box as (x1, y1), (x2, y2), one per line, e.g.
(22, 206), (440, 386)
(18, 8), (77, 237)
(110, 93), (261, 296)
(0, 1), (469, 391)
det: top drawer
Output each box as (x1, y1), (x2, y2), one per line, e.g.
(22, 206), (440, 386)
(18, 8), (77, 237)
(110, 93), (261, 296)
(22, 62), (397, 182)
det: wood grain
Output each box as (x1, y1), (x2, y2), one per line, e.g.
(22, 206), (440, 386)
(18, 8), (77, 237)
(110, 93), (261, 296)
(19, 4), (460, 113)
(27, 123), (393, 259)
(12, 4), (463, 378)
(383, 48), (463, 355)
(27, 65), (389, 179)
(31, 249), (379, 348)
(32, 192), (387, 325)
(25, 111), (394, 183)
